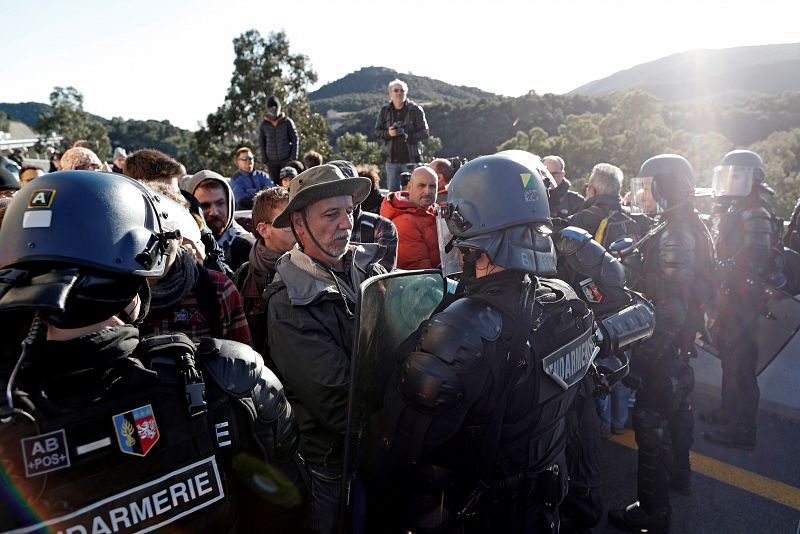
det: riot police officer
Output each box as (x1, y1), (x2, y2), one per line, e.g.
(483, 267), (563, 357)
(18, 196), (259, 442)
(608, 155), (715, 533)
(0, 171), (299, 533)
(366, 151), (597, 532)
(702, 150), (784, 449)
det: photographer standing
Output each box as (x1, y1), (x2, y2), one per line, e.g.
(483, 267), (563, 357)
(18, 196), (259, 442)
(374, 79), (429, 192)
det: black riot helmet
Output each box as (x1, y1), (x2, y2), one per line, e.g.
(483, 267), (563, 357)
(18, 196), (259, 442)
(712, 149), (765, 197)
(0, 171), (182, 327)
(439, 150), (557, 275)
(637, 154), (694, 210)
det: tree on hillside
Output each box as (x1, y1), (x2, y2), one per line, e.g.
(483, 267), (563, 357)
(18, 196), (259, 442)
(335, 132), (382, 165)
(749, 129), (800, 219)
(0, 111), (9, 133)
(194, 30), (330, 174)
(36, 87), (111, 158)
(669, 130), (732, 186)
(598, 91), (672, 178)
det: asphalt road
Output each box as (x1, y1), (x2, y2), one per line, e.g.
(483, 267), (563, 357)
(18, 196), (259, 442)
(594, 387), (800, 534)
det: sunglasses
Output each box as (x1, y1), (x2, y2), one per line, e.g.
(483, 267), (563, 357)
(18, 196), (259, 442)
(392, 89), (405, 93)
(239, 157), (254, 161)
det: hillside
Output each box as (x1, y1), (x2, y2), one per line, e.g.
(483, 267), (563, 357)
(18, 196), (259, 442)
(0, 102), (53, 129)
(569, 42), (800, 103)
(310, 66), (494, 114)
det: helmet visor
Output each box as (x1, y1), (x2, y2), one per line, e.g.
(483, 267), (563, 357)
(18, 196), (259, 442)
(629, 177), (661, 215)
(712, 165), (754, 197)
(436, 205), (461, 277)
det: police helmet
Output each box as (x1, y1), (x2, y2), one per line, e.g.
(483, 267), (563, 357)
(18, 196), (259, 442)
(637, 154), (694, 210)
(441, 150), (556, 275)
(712, 150), (765, 197)
(0, 171), (181, 327)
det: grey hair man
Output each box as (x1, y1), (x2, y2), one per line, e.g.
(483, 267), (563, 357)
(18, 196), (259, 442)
(374, 78), (430, 192)
(263, 164), (388, 534)
(568, 163), (643, 247)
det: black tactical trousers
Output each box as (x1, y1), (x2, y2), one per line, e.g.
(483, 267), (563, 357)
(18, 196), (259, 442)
(632, 352), (694, 512)
(718, 315), (760, 429)
(560, 379), (604, 532)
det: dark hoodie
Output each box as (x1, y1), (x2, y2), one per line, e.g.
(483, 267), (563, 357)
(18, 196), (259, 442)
(186, 170), (254, 272)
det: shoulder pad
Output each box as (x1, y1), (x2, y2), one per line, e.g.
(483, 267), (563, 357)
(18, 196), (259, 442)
(398, 351), (464, 413)
(197, 338), (287, 419)
(197, 338), (297, 462)
(556, 226), (592, 256)
(417, 298), (502, 370)
(554, 225), (627, 290)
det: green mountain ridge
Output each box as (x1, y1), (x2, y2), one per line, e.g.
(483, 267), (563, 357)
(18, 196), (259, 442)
(309, 66), (494, 114)
(568, 42), (800, 103)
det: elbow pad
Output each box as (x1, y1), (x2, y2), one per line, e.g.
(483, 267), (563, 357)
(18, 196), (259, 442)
(597, 297), (655, 358)
(199, 338), (297, 463)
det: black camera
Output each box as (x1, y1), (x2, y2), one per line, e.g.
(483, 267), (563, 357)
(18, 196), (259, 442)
(392, 121), (406, 136)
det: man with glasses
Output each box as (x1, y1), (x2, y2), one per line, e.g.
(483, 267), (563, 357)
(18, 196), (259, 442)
(374, 79), (430, 192)
(544, 155), (584, 218)
(230, 146), (274, 209)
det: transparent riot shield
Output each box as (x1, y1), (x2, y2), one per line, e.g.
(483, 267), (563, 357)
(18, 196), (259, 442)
(699, 278), (800, 375)
(341, 270), (444, 530)
(754, 282), (800, 375)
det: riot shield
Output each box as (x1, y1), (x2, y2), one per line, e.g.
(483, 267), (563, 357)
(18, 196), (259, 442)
(698, 278), (800, 375)
(341, 270), (445, 530)
(754, 282), (800, 375)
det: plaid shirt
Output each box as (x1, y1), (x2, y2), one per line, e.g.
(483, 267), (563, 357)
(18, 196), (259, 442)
(140, 268), (251, 345)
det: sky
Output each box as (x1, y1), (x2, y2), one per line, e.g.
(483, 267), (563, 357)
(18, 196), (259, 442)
(2, 0), (798, 131)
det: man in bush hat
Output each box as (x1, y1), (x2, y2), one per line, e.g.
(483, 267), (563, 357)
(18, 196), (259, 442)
(263, 164), (388, 534)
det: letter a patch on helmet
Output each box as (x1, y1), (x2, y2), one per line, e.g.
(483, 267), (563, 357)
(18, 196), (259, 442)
(520, 173), (539, 202)
(28, 189), (56, 208)
(113, 404), (160, 457)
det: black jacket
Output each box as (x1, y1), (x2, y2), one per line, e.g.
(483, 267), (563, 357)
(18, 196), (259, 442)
(567, 194), (624, 236)
(264, 245), (386, 467)
(2, 325), (298, 533)
(258, 114), (299, 164)
(374, 100), (429, 163)
(549, 178), (585, 218)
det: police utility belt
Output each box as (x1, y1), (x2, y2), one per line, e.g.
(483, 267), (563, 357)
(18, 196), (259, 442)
(0, 334), (234, 534)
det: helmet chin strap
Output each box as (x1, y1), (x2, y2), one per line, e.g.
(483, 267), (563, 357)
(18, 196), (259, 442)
(301, 209), (342, 259)
(455, 247), (483, 294)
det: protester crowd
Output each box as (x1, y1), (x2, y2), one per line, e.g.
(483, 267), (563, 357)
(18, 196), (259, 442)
(1, 77), (798, 534)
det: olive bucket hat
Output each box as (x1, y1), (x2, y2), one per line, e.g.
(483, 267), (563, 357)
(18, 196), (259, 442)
(272, 164), (371, 228)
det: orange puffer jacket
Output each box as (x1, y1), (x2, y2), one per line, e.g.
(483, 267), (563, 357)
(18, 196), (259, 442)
(380, 191), (440, 269)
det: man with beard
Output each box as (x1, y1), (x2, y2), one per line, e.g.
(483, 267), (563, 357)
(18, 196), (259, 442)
(187, 170), (255, 271)
(263, 164), (387, 534)
(380, 165), (439, 269)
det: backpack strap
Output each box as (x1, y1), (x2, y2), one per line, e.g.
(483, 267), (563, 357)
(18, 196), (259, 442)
(594, 216), (610, 245)
(195, 264), (224, 339)
(137, 333), (207, 417)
